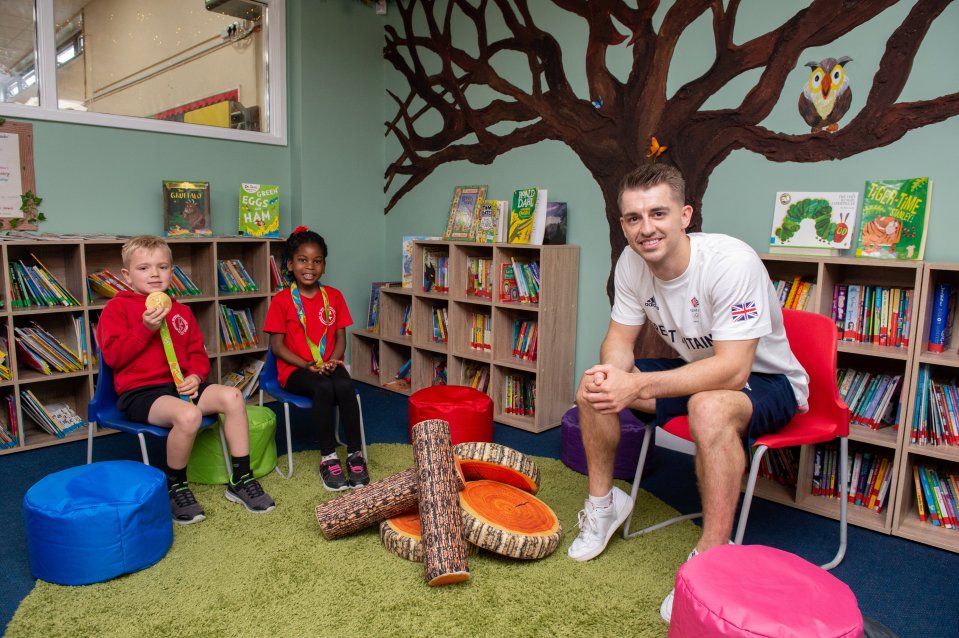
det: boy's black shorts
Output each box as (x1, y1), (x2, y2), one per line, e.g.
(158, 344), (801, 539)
(118, 382), (212, 423)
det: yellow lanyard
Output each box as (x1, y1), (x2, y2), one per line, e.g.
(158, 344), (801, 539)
(290, 283), (332, 362)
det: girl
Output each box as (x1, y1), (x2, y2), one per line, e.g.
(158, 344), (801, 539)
(263, 227), (368, 490)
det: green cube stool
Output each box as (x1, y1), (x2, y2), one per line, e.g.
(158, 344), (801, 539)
(187, 406), (278, 484)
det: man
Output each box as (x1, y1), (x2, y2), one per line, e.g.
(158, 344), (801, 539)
(568, 164), (808, 623)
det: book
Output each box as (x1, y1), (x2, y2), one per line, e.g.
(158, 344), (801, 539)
(238, 183), (280, 237)
(543, 201), (568, 245)
(366, 281), (399, 332)
(528, 189), (549, 245)
(163, 180), (212, 237)
(855, 177), (932, 260)
(508, 187), (538, 244)
(927, 283), (954, 353)
(402, 236), (438, 288)
(470, 200), (500, 244)
(443, 185), (487, 241)
(769, 191), (858, 256)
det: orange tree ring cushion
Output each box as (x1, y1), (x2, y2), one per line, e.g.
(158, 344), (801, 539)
(459, 479), (562, 560)
(453, 442), (540, 494)
(380, 509), (479, 562)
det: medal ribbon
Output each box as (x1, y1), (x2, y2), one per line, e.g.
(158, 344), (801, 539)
(290, 283), (332, 363)
(159, 320), (191, 402)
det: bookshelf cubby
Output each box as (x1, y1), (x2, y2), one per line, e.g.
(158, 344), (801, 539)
(0, 237), (280, 456)
(352, 240), (578, 433)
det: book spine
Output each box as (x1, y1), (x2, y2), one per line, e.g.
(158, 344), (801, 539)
(927, 283), (952, 352)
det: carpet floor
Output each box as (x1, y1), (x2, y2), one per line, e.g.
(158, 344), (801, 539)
(6, 444), (699, 638)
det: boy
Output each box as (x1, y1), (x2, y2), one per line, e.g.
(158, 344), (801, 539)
(97, 235), (275, 524)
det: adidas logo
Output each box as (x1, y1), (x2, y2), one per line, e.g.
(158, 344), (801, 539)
(644, 297), (658, 308)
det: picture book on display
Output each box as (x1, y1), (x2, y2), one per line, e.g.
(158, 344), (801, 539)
(163, 181), (212, 237)
(469, 200), (507, 244)
(769, 191), (858, 256)
(443, 185), (488, 241)
(239, 183), (279, 237)
(855, 177), (932, 260)
(508, 188), (537, 243)
(543, 201), (568, 245)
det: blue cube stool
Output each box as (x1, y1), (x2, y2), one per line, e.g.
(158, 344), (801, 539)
(23, 460), (173, 585)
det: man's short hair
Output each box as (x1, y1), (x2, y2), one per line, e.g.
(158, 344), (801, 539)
(121, 235), (173, 268)
(618, 163), (686, 211)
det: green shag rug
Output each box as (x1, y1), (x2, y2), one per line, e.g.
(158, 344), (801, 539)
(6, 444), (700, 638)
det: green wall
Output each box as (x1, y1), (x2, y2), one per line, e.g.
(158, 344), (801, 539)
(382, 1), (959, 381)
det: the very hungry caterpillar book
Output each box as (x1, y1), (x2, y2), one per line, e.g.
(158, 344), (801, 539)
(769, 191), (858, 256)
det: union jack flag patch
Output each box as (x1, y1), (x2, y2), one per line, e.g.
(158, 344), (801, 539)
(731, 301), (758, 322)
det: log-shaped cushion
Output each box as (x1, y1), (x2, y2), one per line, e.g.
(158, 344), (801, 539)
(23, 460), (172, 585)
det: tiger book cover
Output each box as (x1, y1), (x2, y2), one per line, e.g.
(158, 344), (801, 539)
(769, 191), (859, 256)
(163, 180), (212, 237)
(855, 178), (932, 260)
(238, 183), (280, 237)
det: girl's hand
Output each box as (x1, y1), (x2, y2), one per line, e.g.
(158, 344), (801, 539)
(142, 306), (170, 332)
(305, 361), (324, 374)
(176, 374), (201, 399)
(320, 360), (340, 376)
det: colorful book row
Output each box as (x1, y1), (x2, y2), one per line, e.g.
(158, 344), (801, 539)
(15, 321), (84, 375)
(470, 312), (491, 352)
(220, 357), (265, 400)
(216, 259), (258, 293)
(913, 464), (959, 529)
(0, 394), (17, 448)
(431, 306), (449, 343)
(217, 305), (258, 350)
(512, 319), (537, 361)
(773, 277), (814, 310)
(756, 447), (798, 486)
(831, 284), (913, 347)
(268, 256), (291, 291)
(431, 357), (447, 386)
(87, 269), (134, 299)
(911, 364), (959, 446)
(837, 368), (902, 430)
(499, 259), (540, 304)
(423, 249), (449, 293)
(812, 443), (894, 513)
(504, 373), (535, 417)
(466, 257), (493, 299)
(8, 256), (80, 308)
(464, 362), (490, 393)
(20, 389), (85, 439)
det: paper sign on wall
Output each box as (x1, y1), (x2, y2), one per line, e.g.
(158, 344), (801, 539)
(0, 132), (24, 218)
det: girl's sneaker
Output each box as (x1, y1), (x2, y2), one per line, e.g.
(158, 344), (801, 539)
(320, 457), (349, 491)
(347, 451), (370, 488)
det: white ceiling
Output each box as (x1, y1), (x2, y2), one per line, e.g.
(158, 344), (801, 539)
(0, 0), (92, 74)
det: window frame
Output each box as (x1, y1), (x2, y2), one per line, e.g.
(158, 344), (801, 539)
(0, 0), (287, 146)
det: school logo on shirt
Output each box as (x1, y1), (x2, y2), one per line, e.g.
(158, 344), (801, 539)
(171, 313), (189, 335)
(731, 301), (758, 322)
(319, 307), (336, 327)
(644, 296), (658, 309)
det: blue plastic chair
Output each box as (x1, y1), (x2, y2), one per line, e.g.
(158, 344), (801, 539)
(87, 349), (231, 478)
(258, 347), (368, 479)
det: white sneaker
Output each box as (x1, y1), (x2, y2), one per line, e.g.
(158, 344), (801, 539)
(567, 486), (634, 561)
(661, 547), (700, 624)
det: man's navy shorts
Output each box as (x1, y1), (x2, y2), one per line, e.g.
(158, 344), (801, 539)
(631, 358), (798, 444)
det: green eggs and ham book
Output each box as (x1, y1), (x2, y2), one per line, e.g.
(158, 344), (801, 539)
(239, 183), (280, 237)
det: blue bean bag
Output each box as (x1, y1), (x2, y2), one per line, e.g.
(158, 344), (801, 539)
(23, 460), (173, 586)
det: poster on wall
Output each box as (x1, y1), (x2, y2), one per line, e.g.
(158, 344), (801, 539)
(0, 132), (24, 218)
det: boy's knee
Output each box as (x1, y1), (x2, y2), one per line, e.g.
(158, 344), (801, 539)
(171, 405), (204, 433)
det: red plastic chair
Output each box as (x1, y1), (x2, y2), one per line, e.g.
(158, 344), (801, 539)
(622, 309), (850, 570)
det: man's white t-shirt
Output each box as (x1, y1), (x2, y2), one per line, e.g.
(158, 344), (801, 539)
(611, 232), (809, 408)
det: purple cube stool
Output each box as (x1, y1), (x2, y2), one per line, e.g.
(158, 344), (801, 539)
(561, 406), (654, 480)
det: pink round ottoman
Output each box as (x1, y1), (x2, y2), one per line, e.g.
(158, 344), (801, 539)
(669, 544), (863, 638)
(408, 385), (493, 445)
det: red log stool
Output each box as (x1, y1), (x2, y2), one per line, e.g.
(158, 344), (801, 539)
(408, 385), (493, 445)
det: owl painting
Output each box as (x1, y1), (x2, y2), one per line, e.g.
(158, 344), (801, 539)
(798, 56), (852, 133)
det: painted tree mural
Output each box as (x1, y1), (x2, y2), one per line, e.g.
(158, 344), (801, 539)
(384, 0), (959, 354)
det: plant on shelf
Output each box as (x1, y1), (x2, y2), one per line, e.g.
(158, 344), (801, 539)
(10, 191), (46, 228)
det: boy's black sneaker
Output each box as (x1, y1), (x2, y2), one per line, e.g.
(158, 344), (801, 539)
(225, 473), (276, 513)
(320, 457), (350, 491)
(169, 483), (205, 525)
(347, 451), (370, 488)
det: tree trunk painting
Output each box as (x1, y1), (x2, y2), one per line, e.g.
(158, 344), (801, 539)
(384, 0), (959, 356)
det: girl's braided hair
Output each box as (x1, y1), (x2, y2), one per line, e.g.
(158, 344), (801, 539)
(283, 225), (328, 271)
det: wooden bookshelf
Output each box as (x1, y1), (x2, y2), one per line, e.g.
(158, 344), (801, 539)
(760, 254), (923, 538)
(352, 240), (579, 433)
(0, 236), (279, 456)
